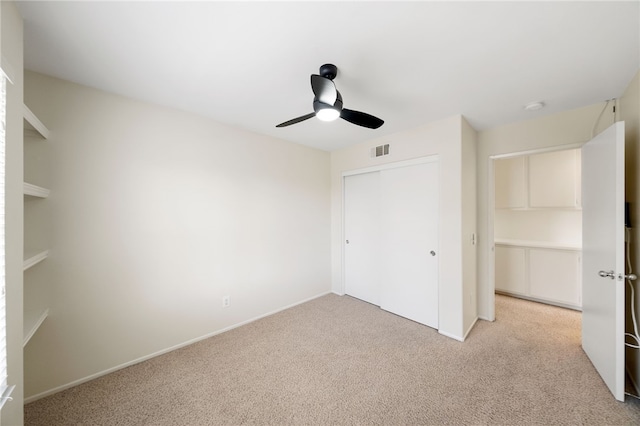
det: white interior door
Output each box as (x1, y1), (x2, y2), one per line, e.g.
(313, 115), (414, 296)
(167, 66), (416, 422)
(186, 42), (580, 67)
(379, 162), (439, 327)
(581, 121), (625, 401)
(344, 172), (380, 306)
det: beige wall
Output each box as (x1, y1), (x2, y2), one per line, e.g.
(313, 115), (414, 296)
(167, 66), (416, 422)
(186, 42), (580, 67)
(477, 102), (615, 321)
(22, 71), (331, 401)
(1, 1), (24, 424)
(330, 115), (477, 340)
(619, 69), (640, 393)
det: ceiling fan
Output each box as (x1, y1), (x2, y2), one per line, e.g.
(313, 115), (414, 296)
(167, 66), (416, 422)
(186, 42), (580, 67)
(276, 64), (384, 129)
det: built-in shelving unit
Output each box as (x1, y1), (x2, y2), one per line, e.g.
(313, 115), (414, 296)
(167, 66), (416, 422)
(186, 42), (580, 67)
(23, 103), (51, 346)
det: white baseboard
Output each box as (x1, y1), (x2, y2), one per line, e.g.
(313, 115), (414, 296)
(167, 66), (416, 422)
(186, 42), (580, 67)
(462, 317), (479, 340)
(438, 317), (478, 342)
(24, 291), (332, 404)
(438, 329), (465, 342)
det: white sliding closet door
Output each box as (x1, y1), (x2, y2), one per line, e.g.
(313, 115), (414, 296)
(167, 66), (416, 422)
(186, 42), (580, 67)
(344, 159), (439, 328)
(344, 171), (380, 306)
(379, 162), (439, 328)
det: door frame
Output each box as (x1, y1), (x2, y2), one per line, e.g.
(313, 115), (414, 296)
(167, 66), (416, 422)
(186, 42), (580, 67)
(486, 143), (583, 321)
(341, 155), (439, 296)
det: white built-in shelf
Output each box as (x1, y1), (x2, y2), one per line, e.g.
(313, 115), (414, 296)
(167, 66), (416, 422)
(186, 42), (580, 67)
(23, 308), (49, 347)
(23, 104), (50, 139)
(23, 249), (50, 271)
(23, 182), (50, 198)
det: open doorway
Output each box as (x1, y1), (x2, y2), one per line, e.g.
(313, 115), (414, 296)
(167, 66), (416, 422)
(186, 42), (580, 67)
(489, 146), (583, 313)
(488, 125), (640, 401)
(493, 148), (582, 310)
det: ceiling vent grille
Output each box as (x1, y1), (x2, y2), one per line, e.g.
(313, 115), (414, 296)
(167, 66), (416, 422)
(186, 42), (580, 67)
(372, 144), (390, 158)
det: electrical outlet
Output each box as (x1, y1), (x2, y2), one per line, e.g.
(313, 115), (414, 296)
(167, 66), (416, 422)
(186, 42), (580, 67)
(222, 295), (230, 308)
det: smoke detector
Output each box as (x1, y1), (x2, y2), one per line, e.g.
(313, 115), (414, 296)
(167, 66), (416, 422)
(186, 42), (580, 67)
(524, 101), (545, 111)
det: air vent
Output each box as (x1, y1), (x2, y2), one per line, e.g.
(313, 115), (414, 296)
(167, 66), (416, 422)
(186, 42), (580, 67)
(372, 144), (390, 158)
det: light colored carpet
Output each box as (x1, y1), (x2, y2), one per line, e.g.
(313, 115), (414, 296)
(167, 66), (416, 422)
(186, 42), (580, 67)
(25, 294), (640, 425)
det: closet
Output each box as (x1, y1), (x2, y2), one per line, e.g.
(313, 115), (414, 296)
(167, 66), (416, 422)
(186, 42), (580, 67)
(494, 148), (582, 309)
(344, 158), (439, 328)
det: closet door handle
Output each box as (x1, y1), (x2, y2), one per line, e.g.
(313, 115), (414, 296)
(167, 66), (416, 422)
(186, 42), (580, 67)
(430, 251), (436, 256)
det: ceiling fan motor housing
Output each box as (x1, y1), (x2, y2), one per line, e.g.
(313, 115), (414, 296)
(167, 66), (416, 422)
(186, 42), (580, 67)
(319, 63), (338, 80)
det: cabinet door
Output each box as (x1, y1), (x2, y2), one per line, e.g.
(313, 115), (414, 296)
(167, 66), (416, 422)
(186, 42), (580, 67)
(529, 149), (579, 208)
(495, 246), (526, 295)
(529, 249), (581, 306)
(494, 156), (526, 209)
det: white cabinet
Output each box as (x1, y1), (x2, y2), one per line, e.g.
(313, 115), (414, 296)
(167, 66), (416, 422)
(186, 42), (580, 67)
(494, 149), (582, 310)
(529, 249), (581, 306)
(529, 149), (581, 208)
(495, 242), (581, 310)
(495, 246), (526, 295)
(494, 156), (526, 209)
(23, 104), (51, 346)
(494, 149), (581, 210)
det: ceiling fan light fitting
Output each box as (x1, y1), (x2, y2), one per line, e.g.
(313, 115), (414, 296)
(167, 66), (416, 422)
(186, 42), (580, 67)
(316, 107), (340, 122)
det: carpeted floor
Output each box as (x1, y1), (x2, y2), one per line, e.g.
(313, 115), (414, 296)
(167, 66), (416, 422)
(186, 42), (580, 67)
(25, 293), (640, 425)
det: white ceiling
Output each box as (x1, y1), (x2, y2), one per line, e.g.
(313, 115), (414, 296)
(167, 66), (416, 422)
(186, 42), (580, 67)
(16, 1), (640, 151)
